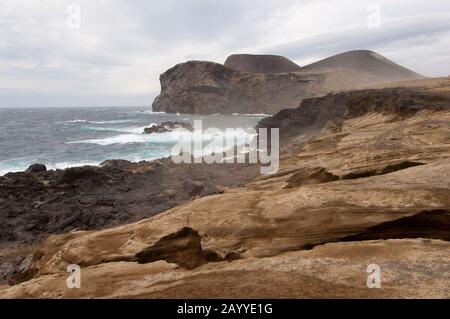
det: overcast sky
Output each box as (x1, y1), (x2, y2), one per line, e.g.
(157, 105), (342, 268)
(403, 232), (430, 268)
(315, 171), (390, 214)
(1, 0), (449, 107)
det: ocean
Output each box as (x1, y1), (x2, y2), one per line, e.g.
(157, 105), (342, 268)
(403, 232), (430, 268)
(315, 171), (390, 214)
(0, 107), (268, 176)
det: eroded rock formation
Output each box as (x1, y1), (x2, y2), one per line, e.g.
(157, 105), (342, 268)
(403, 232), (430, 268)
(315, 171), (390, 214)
(152, 50), (424, 114)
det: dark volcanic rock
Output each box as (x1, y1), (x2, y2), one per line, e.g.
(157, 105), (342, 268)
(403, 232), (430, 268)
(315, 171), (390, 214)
(0, 255), (36, 286)
(0, 158), (260, 249)
(59, 166), (106, 184)
(143, 121), (193, 134)
(258, 88), (450, 143)
(25, 164), (47, 174)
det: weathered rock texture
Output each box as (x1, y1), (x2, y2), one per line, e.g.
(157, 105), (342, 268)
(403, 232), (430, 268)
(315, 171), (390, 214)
(1, 239), (448, 298)
(1, 83), (449, 298)
(152, 50), (424, 114)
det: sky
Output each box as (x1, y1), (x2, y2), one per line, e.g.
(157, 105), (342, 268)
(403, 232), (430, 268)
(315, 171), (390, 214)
(1, 0), (449, 108)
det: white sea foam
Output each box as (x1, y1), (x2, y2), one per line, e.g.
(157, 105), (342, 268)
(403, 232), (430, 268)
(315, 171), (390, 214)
(50, 161), (102, 170)
(0, 158), (165, 176)
(86, 123), (157, 134)
(69, 134), (146, 145)
(68, 129), (191, 146)
(1, 110), (263, 176)
(0, 168), (19, 176)
(0, 128), (257, 176)
(89, 120), (135, 124)
(65, 119), (135, 124)
(0, 159), (102, 176)
(66, 119), (88, 123)
(68, 128), (256, 147)
(0, 157), (35, 176)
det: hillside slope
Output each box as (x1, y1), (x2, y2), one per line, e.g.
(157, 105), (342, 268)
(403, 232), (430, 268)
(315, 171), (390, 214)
(224, 54), (301, 74)
(303, 50), (423, 82)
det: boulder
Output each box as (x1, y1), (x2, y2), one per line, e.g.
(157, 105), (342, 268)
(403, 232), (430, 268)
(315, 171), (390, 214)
(0, 255), (36, 286)
(58, 166), (106, 184)
(25, 164), (47, 174)
(135, 227), (207, 270)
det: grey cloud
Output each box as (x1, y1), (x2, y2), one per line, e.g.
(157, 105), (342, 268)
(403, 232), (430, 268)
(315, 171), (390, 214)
(266, 13), (450, 64)
(125, 0), (289, 42)
(0, 0), (449, 107)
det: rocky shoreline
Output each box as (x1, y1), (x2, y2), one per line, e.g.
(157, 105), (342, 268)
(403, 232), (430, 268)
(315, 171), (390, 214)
(0, 158), (259, 249)
(1, 76), (450, 297)
(0, 155), (260, 285)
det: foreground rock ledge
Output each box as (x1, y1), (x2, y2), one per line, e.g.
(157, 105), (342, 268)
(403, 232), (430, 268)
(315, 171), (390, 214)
(0, 239), (448, 298)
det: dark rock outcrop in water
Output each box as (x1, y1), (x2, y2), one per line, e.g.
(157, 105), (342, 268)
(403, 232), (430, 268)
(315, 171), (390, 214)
(143, 121), (193, 134)
(152, 50), (424, 115)
(25, 164), (47, 174)
(224, 54), (301, 74)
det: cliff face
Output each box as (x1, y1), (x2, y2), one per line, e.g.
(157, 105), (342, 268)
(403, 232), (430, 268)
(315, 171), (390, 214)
(152, 50), (424, 115)
(3, 85), (449, 298)
(258, 88), (450, 142)
(152, 60), (324, 114)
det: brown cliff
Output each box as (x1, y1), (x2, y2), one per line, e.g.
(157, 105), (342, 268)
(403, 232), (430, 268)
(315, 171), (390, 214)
(152, 50), (424, 114)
